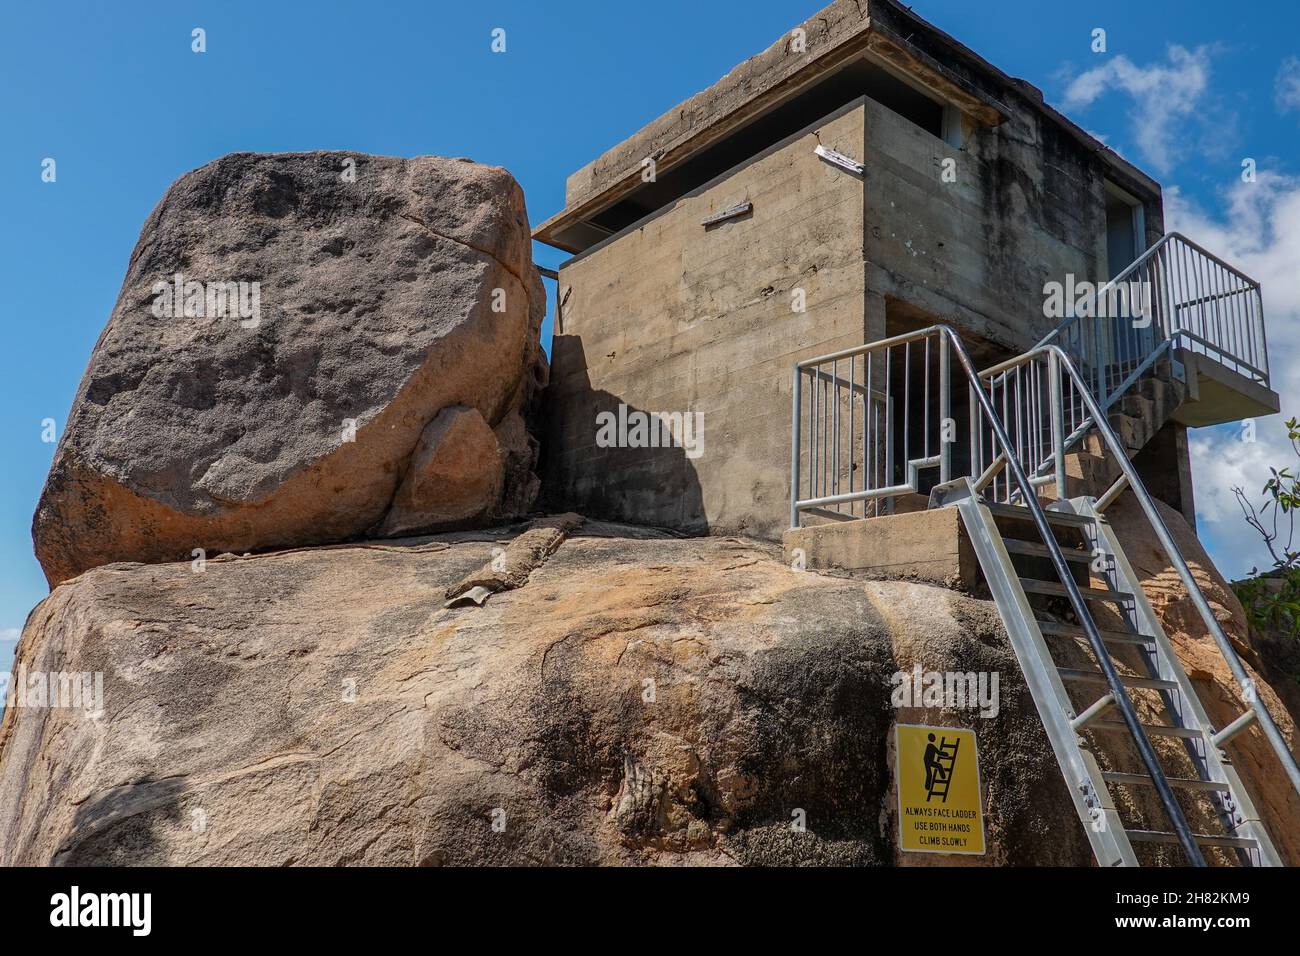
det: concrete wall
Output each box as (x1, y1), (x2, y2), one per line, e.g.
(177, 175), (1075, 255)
(784, 507), (979, 590)
(857, 84), (1157, 350)
(543, 104), (872, 538)
(544, 74), (1183, 539)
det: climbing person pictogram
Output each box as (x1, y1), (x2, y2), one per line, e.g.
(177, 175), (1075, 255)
(923, 733), (960, 803)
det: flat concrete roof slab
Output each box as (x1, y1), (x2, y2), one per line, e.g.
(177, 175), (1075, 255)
(535, 0), (1160, 252)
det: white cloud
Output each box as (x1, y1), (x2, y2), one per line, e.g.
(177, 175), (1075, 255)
(0, 628), (18, 645)
(1062, 45), (1212, 173)
(1165, 174), (1300, 578)
(1277, 57), (1300, 115)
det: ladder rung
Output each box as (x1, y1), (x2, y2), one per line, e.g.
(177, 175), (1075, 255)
(1126, 829), (1259, 850)
(984, 503), (1095, 528)
(1057, 668), (1178, 692)
(1090, 720), (1203, 740)
(1003, 539), (1094, 563)
(1102, 771), (1230, 793)
(1037, 620), (1153, 646)
(1020, 579), (1133, 603)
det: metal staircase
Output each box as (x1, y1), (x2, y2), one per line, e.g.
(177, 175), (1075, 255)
(1037, 231), (1270, 411)
(788, 235), (1298, 864)
(944, 483), (1280, 865)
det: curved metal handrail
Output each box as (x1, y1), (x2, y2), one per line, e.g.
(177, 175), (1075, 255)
(1035, 232), (1269, 403)
(791, 325), (1209, 862)
(988, 341), (1300, 806)
(1036, 231), (1263, 347)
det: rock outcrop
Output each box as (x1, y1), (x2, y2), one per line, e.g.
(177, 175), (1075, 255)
(2, 510), (1296, 866)
(0, 523), (1091, 866)
(33, 151), (548, 587)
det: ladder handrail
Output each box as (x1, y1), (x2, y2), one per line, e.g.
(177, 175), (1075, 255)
(789, 322), (1294, 862)
(917, 325), (1208, 863)
(1000, 342), (1300, 804)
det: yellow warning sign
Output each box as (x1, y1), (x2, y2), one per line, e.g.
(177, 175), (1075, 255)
(896, 724), (985, 855)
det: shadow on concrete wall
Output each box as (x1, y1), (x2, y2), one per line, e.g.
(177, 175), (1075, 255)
(539, 335), (707, 534)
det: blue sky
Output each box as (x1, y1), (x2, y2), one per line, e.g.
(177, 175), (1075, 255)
(2, 0), (1298, 667)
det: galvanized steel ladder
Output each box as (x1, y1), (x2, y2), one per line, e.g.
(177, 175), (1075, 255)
(790, 317), (1299, 866)
(944, 334), (1295, 866)
(941, 484), (1281, 866)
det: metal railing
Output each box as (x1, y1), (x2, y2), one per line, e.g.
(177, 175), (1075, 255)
(790, 236), (1267, 526)
(790, 325), (1300, 855)
(972, 232), (1271, 503)
(793, 324), (1210, 862)
(1039, 232), (1269, 408)
(972, 349), (1092, 506)
(789, 327), (951, 527)
(1003, 342), (1300, 807)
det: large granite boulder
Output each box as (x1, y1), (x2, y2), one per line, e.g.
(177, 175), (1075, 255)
(0, 523), (1091, 866)
(33, 151), (547, 587)
(7, 515), (1297, 867)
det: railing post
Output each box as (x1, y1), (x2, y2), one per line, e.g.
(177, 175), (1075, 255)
(790, 364), (801, 529)
(968, 381), (980, 481)
(1170, 244), (1180, 345)
(1049, 351), (1067, 500)
(885, 393), (895, 492)
(939, 333), (951, 483)
(1255, 284), (1270, 387)
(1093, 314), (1104, 401)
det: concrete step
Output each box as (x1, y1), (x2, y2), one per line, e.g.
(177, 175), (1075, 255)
(1061, 459), (1119, 499)
(1114, 411), (1154, 454)
(1008, 358), (1191, 498)
(1117, 393), (1155, 429)
(1072, 361), (1190, 465)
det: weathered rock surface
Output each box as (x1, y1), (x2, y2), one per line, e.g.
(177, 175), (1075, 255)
(378, 406), (503, 537)
(33, 151), (548, 587)
(445, 512), (583, 604)
(1104, 497), (1300, 862)
(0, 522), (1092, 866)
(5, 507), (1295, 866)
